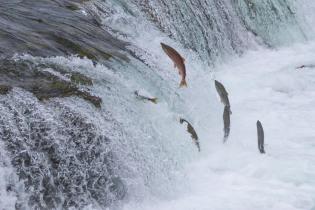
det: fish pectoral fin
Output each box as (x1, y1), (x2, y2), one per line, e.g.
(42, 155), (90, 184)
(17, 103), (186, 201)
(149, 98), (158, 104)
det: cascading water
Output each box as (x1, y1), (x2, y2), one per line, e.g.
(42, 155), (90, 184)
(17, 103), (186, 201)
(235, 0), (306, 45)
(0, 0), (315, 209)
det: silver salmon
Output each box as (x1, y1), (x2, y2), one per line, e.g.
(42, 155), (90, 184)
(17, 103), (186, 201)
(134, 91), (158, 104)
(223, 105), (231, 143)
(215, 80), (231, 114)
(256, 120), (265, 154)
(180, 118), (200, 151)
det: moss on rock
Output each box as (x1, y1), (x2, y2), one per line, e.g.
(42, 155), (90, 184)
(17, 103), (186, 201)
(33, 79), (101, 108)
(66, 4), (80, 11)
(53, 36), (112, 63)
(78, 92), (102, 108)
(54, 36), (97, 60)
(70, 72), (93, 86)
(0, 59), (102, 108)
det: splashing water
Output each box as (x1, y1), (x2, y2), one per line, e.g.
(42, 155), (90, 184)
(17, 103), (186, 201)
(0, 0), (315, 209)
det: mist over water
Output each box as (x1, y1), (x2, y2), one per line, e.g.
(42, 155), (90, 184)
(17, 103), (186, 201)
(0, 0), (315, 209)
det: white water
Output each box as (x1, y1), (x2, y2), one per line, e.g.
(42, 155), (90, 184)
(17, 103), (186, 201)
(120, 41), (315, 210)
(6, 38), (314, 210)
(91, 2), (315, 209)
(1, 1), (315, 209)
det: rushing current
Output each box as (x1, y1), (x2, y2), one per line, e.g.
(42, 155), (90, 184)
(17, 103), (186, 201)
(0, 0), (315, 209)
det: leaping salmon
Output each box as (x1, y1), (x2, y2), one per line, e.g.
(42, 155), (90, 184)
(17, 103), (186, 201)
(223, 106), (231, 143)
(180, 118), (200, 152)
(256, 120), (265, 154)
(296, 64), (315, 69)
(134, 91), (158, 104)
(161, 42), (187, 87)
(215, 80), (231, 114)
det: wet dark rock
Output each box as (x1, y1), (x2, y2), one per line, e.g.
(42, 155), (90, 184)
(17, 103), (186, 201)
(0, 0), (133, 209)
(70, 72), (93, 86)
(0, 59), (102, 108)
(79, 91), (102, 108)
(53, 35), (112, 63)
(0, 0), (129, 62)
(0, 85), (12, 95)
(65, 3), (81, 11)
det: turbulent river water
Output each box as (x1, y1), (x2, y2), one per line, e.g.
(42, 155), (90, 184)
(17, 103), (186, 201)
(0, 0), (315, 209)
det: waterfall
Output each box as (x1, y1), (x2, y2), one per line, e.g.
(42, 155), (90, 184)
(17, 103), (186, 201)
(0, 0), (314, 209)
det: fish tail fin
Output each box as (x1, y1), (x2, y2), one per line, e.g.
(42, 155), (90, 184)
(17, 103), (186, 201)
(197, 142), (201, 152)
(223, 136), (228, 144)
(150, 98), (158, 104)
(179, 79), (188, 88)
(259, 147), (266, 154)
(223, 129), (230, 143)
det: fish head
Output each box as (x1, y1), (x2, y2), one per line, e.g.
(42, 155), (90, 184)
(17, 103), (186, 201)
(160, 42), (168, 51)
(214, 80), (222, 89)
